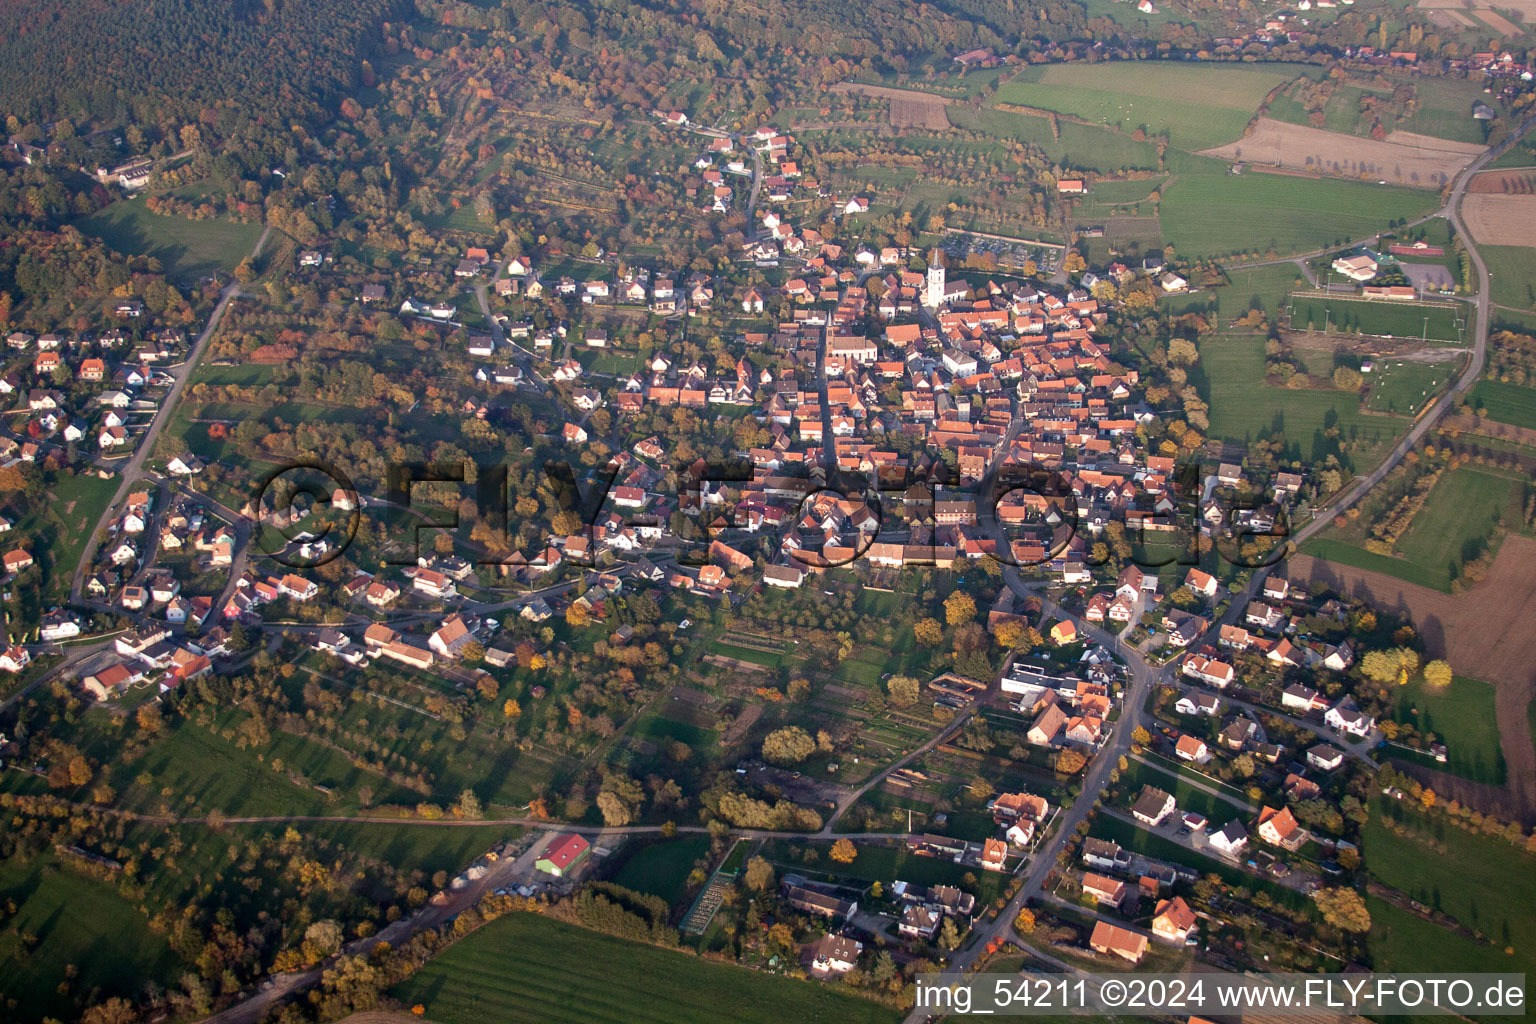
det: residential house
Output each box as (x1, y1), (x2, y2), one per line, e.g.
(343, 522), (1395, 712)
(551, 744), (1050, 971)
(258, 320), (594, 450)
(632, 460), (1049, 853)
(1089, 921), (1148, 963)
(1151, 896), (1197, 944)
(1132, 786), (1175, 826)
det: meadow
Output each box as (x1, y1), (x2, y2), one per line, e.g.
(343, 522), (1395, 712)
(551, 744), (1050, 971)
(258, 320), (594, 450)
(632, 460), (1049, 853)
(1365, 797), (1535, 980)
(611, 836), (712, 905)
(1469, 379), (1536, 430)
(390, 913), (901, 1024)
(1390, 674), (1505, 784)
(1286, 296), (1463, 343)
(1481, 243), (1536, 310)
(1301, 466), (1525, 591)
(948, 106), (1163, 173)
(0, 857), (179, 1023)
(1197, 335), (1409, 460)
(994, 63), (1295, 152)
(76, 197), (263, 282)
(1159, 172), (1441, 258)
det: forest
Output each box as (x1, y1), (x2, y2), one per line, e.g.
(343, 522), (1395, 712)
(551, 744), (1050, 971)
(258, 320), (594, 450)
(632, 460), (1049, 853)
(0, 0), (410, 129)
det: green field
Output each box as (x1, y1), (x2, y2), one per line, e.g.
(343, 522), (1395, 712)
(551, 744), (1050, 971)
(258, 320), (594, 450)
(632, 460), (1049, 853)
(391, 913), (901, 1024)
(1390, 675), (1505, 784)
(1364, 360), (1456, 415)
(1302, 466), (1524, 591)
(1469, 379), (1536, 430)
(950, 106), (1164, 173)
(611, 837), (712, 905)
(1160, 172), (1440, 258)
(76, 197), (263, 281)
(1287, 295), (1464, 344)
(1365, 798), (1535, 980)
(1482, 244), (1536, 310)
(0, 858), (179, 1022)
(1198, 335), (1409, 459)
(994, 63), (1294, 152)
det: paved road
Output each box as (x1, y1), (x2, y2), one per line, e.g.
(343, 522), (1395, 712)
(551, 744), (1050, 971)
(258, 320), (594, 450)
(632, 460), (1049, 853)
(70, 227), (270, 605)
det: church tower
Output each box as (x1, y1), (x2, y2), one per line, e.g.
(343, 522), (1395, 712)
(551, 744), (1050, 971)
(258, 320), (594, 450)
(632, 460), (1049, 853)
(924, 247), (945, 309)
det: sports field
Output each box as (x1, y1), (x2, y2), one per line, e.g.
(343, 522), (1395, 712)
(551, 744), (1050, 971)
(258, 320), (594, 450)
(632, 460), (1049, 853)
(994, 63), (1295, 151)
(1287, 295), (1463, 342)
(1159, 172), (1441, 258)
(390, 913), (901, 1024)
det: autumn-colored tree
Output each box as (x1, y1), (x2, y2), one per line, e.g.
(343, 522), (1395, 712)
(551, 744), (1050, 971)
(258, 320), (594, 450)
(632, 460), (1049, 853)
(1014, 907), (1036, 934)
(944, 591), (976, 626)
(744, 855), (775, 891)
(1055, 749), (1087, 774)
(1423, 659), (1453, 690)
(887, 675), (921, 707)
(914, 618), (944, 645)
(830, 838), (858, 863)
(761, 726), (815, 765)
(1312, 886), (1372, 933)
(503, 698), (522, 718)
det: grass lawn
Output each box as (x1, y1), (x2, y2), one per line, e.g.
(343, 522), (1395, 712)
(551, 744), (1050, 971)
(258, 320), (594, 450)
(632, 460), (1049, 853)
(1197, 335), (1409, 460)
(391, 913), (901, 1024)
(1364, 360), (1456, 415)
(76, 197), (262, 282)
(1390, 674), (1505, 784)
(0, 857), (180, 1022)
(995, 63), (1294, 151)
(1286, 296), (1464, 344)
(1364, 797), (1534, 979)
(611, 837), (712, 906)
(1120, 757), (1254, 821)
(1160, 172), (1440, 259)
(1302, 466), (1523, 591)
(1468, 379), (1536, 430)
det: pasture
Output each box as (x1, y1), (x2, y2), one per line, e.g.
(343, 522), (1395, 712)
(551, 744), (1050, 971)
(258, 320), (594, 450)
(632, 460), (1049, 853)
(1365, 360), (1455, 415)
(390, 913), (901, 1024)
(1159, 172), (1441, 258)
(1287, 295), (1463, 342)
(994, 62), (1295, 151)
(76, 197), (263, 282)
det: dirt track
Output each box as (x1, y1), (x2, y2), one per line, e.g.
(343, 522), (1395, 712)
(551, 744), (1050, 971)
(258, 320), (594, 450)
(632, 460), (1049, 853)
(1201, 118), (1484, 188)
(1286, 533), (1536, 821)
